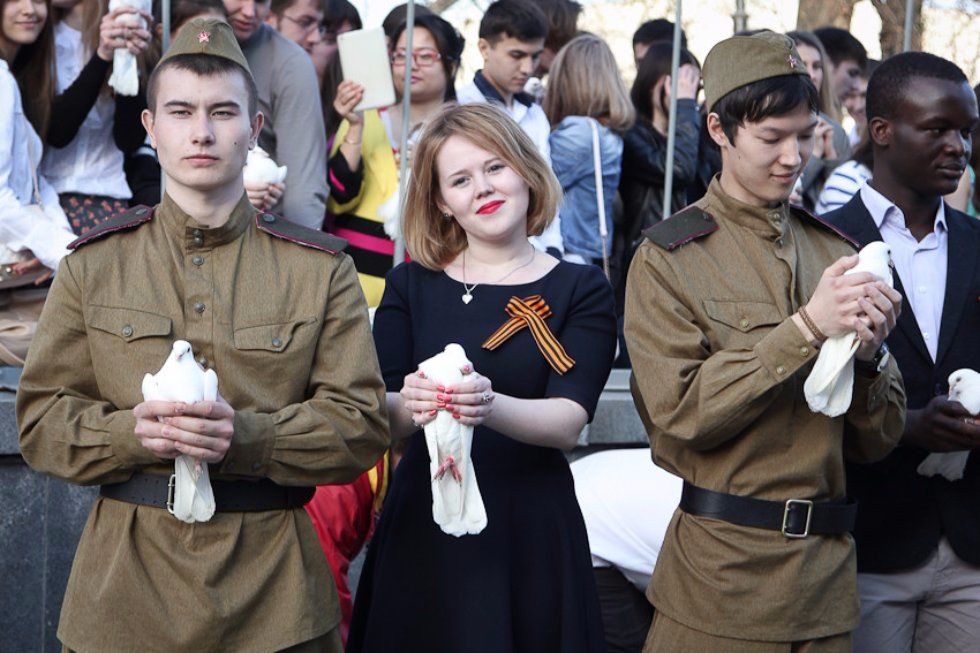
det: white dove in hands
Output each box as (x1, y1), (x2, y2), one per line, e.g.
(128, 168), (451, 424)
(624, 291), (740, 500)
(418, 344), (488, 537)
(142, 340), (219, 523)
(918, 369), (980, 481)
(106, 0), (150, 96)
(804, 242), (894, 417)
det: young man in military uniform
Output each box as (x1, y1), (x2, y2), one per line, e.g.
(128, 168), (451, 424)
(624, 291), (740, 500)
(17, 19), (389, 652)
(625, 32), (906, 651)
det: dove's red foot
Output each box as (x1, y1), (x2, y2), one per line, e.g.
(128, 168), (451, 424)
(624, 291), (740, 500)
(433, 455), (462, 484)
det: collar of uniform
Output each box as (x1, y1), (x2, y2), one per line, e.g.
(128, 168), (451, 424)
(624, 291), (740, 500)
(159, 192), (254, 249)
(705, 175), (788, 239)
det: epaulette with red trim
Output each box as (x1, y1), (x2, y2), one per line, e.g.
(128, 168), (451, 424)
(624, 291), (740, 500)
(642, 205), (718, 251)
(789, 203), (859, 249)
(254, 211), (347, 255)
(67, 205), (155, 251)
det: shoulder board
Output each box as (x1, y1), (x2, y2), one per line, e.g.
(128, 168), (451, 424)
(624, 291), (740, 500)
(789, 204), (859, 249)
(68, 205), (155, 250)
(643, 205), (718, 251)
(254, 212), (348, 255)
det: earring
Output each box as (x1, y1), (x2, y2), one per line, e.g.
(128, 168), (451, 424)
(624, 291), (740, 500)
(442, 212), (453, 221)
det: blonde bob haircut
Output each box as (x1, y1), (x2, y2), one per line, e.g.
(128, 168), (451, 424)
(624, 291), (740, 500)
(404, 103), (562, 270)
(542, 34), (635, 134)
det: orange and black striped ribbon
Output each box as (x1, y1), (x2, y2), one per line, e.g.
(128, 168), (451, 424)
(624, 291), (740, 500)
(482, 295), (575, 375)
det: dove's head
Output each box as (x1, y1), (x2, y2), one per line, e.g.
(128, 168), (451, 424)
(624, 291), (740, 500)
(948, 368), (980, 403)
(862, 241), (892, 266)
(172, 340), (194, 361)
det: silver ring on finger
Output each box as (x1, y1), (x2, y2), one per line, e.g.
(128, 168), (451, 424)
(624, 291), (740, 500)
(481, 391), (492, 405)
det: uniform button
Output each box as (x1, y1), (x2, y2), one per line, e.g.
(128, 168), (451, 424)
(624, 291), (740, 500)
(192, 229), (203, 237)
(776, 365), (786, 375)
(271, 337), (282, 348)
(192, 255), (204, 266)
(134, 207), (148, 215)
(262, 214), (276, 223)
(739, 318), (750, 329)
(800, 346), (810, 357)
(194, 302), (206, 313)
(193, 237), (204, 247)
(197, 356), (208, 367)
(121, 325), (134, 337)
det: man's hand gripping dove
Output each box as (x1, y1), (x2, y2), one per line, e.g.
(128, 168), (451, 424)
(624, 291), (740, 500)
(916, 369), (980, 481)
(136, 341), (234, 523)
(796, 242), (902, 417)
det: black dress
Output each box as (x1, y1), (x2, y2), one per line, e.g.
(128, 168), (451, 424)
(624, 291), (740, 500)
(347, 260), (617, 653)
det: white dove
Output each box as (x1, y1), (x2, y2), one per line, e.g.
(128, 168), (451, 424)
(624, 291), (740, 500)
(418, 344), (488, 537)
(243, 146), (288, 186)
(106, 0), (151, 96)
(804, 241), (894, 417)
(917, 368), (980, 481)
(142, 340), (219, 523)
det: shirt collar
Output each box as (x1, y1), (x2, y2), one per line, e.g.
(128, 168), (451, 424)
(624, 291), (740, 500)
(473, 70), (533, 108)
(860, 183), (947, 235)
(705, 175), (788, 238)
(160, 192), (254, 248)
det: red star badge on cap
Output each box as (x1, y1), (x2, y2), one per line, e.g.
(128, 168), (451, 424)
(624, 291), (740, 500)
(198, 31), (210, 43)
(788, 54), (799, 68)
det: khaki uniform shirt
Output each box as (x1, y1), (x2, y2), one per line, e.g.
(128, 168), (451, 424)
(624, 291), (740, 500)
(17, 194), (390, 652)
(625, 178), (905, 642)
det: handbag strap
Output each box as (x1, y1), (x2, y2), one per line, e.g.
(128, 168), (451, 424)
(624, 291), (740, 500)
(588, 118), (610, 280)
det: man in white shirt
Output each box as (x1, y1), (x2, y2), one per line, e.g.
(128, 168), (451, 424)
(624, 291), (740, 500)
(457, 0), (563, 255)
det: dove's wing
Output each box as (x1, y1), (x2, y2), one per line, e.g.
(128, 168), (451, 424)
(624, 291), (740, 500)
(141, 373), (165, 402)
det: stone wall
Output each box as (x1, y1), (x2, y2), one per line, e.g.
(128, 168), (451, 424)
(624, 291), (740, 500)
(0, 369), (646, 650)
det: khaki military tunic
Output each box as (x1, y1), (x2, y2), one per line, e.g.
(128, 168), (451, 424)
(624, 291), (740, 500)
(625, 178), (905, 643)
(17, 194), (390, 652)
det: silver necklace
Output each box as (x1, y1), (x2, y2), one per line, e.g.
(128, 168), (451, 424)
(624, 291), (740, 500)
(461, 246), (536, 304)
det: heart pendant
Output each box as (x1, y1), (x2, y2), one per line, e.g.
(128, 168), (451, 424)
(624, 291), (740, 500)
(462, 293), (473, 304)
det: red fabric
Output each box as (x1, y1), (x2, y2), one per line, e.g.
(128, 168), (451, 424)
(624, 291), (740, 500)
(304, 457), (386, 645)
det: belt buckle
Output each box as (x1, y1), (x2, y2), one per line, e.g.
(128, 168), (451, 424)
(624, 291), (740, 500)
(166, 474), (177, 515)
(782, 499), (813, 538)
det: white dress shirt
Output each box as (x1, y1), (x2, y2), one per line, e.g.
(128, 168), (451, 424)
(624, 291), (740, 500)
(0, 61), (76, 271)
(860, 183), (948, 361)
(40, 22), (131, 200)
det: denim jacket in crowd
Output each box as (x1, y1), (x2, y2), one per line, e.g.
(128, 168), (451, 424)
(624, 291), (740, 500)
(549, 116), (624, 260)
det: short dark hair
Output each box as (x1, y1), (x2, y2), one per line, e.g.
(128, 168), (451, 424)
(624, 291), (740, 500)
(479, 0), (548, 44)
(813, 26), (867, 69)
(390, 14), (465, 101)
(631, 41), (698, 124)
(381, 2), (428, 39)
(147, 54), (258, 116)
(866, 51), (968, 124)
(153, 0), (226, 31)
(535, 0), (582, 52)
(632, 18), (687, 49)
(712, 74), (820, 144)
(324, 0), (362, 33)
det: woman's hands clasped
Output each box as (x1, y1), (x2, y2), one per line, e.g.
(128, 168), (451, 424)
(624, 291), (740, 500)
(401, 363), (495, 429)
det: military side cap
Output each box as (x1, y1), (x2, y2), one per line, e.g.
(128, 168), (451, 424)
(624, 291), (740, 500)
(703, 30), (809, 111)
(158, 18), (252, 77)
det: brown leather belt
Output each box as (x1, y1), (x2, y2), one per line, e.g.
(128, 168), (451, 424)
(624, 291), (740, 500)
(100, 472), (314, 512)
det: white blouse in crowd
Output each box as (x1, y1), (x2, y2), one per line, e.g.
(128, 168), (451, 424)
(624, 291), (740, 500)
(0, 60), (76, 272)
(40, 22), (131, 200)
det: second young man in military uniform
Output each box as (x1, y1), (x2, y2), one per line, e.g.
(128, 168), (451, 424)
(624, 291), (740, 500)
(17, 19), (389, 652)
(626, 32), (906, 651)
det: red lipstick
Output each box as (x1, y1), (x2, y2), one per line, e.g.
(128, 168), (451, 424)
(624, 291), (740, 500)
(477, 200), (504, 215)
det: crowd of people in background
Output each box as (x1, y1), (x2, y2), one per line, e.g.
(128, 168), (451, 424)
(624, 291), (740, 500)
(4, 0), (980, 651)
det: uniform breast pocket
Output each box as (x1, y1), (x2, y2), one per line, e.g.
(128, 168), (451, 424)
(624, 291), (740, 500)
(702, 299), (784, 351)
(233, 317), (319, 383)
(86, 305), (174, 398)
